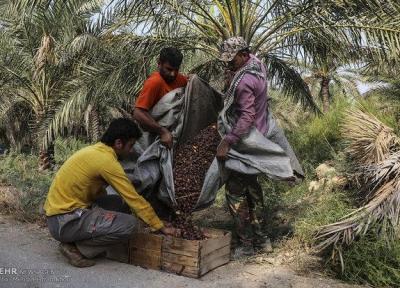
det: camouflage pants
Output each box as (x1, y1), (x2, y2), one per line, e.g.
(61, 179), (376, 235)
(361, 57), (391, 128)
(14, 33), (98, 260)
(225, 170), (267, 247)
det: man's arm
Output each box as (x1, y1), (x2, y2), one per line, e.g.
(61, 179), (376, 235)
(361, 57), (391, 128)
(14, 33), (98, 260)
(133, 75), (173, 148)
(100, 163), (181, 236)
(217, 75), (256, 161)
(101, 163), (163, 230)
(225, 75), (256, 145)
(133, 108), (173, 148)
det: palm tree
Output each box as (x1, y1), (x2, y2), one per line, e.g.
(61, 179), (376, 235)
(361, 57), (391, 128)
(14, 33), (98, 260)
(106, 0), (400, 112)
(0, 0), (104, 168)
(0, 0), (179, 154)
(2, 0), (400, 165)
(32, 1), (400, 155)
(298, 34), (365, 112)
(303, 65), (363, 113)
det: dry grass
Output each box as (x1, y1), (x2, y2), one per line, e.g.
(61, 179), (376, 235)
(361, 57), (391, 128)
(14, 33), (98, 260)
(0, 185), (23, 215)
(0, 153), (52, 223)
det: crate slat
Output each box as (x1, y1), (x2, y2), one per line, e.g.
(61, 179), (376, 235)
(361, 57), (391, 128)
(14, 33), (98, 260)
(128, 228), (231, 278)
(161, 261), (200, 278)
(200, 245), (230, 275)
(130, 233), (163, 250)
(200, 229), (231, 257)
(129, 232), (163, 269)
(162, 251), (199, 267)
(130, 248), (161, 269)
(162, 236), (200, 257)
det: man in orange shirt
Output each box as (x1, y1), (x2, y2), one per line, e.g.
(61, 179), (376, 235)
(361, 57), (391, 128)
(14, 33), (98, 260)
(133, 47), (188, 148)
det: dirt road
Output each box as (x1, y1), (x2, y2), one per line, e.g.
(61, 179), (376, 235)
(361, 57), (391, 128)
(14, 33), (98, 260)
(0, 214), (363, 288)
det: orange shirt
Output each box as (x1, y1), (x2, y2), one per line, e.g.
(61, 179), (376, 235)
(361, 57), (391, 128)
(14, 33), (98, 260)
(135, 71), (188, 111)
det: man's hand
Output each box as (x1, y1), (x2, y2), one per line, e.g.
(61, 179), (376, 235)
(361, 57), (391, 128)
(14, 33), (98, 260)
(134, 108), (173, 149)
(160, 127), (173, 149)
(216, 139), (231, 161)
(160, 226), (181, 237)
(162, 220), (173, 228)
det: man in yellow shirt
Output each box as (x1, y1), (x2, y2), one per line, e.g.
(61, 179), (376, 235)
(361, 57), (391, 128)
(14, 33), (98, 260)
(44, 118), (180, 267)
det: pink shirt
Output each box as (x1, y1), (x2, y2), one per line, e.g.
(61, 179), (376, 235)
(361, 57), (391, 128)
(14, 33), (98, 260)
(224, 55), (268, 145)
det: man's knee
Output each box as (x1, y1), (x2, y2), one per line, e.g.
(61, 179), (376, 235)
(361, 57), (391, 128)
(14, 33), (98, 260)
(86, 207), (137, 240)
(109, 213), (137, 239)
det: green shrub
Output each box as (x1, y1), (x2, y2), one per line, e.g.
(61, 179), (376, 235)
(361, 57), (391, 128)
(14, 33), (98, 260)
(286, 99), (347, 175)
(256, 98), (351, 238)
(294, 187), (353, 244)
(0, 137), (88, 221)
(0, 153), (53, 221)
(336, 234), (400, 287)
(54, 137), (88, 165)
(359, 94), (400, 135)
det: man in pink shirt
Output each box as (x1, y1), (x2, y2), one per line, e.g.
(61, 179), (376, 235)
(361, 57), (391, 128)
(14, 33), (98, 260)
(217, 37), (272, 258)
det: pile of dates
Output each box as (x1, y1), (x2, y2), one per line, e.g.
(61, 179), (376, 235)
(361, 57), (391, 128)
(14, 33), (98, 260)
(172, 124), (220, 240)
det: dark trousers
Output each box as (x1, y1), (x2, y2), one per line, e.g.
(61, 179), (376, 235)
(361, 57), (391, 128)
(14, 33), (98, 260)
(47, 195), (138, 258)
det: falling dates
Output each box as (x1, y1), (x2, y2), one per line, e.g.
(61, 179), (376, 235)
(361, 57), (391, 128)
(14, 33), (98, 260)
(172, 124), (220, 240)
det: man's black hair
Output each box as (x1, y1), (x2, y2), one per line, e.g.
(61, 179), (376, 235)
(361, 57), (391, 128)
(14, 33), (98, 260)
(100, 118), (142, 146)
(159, 47), (183, 68)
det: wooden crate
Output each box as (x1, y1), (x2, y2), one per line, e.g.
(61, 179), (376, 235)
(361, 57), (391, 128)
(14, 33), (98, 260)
(129, 232), (163, 270)
(106, 242), (130, 263)
(129, 228), (231, 278)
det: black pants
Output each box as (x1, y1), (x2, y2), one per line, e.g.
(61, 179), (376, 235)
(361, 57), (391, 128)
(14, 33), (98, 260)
(47, 195), (137, 258)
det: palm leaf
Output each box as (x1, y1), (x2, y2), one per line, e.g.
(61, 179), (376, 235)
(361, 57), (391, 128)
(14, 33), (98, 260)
(314, 108), (400, 270)
(264, 54), (320, 113)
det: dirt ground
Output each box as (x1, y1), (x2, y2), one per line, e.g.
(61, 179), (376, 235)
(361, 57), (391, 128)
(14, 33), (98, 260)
(0, 211), (365, 288)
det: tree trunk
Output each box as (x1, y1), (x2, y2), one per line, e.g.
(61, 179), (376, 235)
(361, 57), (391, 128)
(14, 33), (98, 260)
(89, 107), (100, 142)
(36, 110), (55, 171)
(320, 76), (331, 113)
(39, 143), (55, 171)
(6, 123), (21, 152)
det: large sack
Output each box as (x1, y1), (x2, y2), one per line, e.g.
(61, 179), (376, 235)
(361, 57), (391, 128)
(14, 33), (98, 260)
(112, 73), (303, 210)
(130, 76), (224, 209)
(220, 110), (304, 180)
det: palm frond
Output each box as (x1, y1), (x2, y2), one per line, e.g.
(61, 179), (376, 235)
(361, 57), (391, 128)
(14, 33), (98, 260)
(315, 169), (400, 265)
(264, 54), (320, 113)
(315, 108), (400, 269)
(342, 108), (400, 164)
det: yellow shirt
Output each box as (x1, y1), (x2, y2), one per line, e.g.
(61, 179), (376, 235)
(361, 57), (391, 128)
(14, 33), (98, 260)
(44, 142), (163, 230)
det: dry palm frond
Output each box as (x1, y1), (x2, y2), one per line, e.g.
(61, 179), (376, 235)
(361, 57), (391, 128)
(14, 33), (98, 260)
(316, 178), (400, 249)
(342, 108), (400, 165)
(33, 34), (56, 79)
(315, 109), (400, 269)
(316, 177), (400, 267)
(363, 152), (400, 199)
